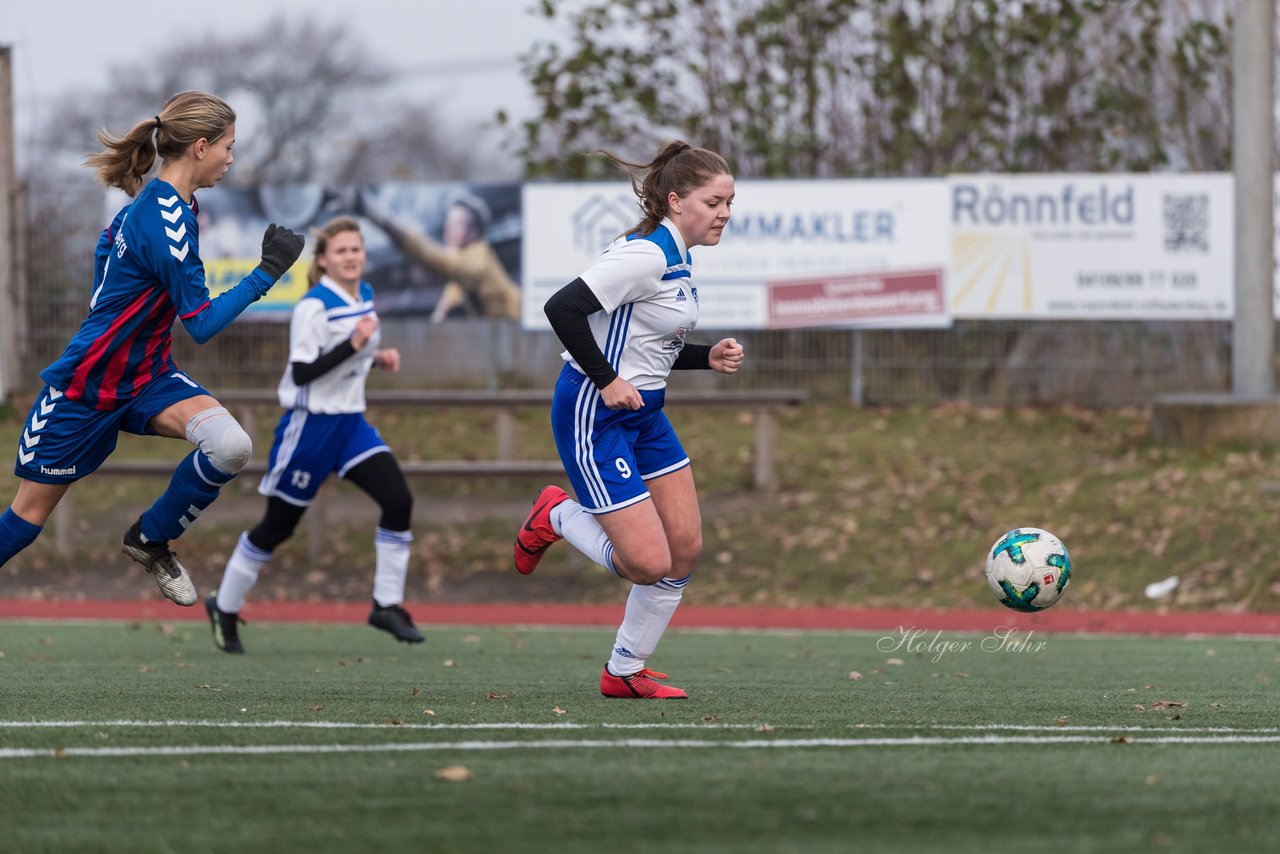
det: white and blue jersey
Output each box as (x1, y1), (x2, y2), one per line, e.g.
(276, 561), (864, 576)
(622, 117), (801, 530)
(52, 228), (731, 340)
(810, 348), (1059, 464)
(566, 217), (699, 391)
(276, 277), (379, 413)
(40, 178), (273, 409)
(552, 218), (698, 513)
(259, 277), (388, 506)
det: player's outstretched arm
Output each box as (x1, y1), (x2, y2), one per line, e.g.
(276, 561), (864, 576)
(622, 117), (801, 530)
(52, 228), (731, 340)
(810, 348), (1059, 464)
(183, 224), (305, 343)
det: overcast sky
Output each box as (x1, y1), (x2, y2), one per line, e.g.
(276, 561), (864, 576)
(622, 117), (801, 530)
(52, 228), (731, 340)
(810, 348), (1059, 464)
(1, 0), (559, 170)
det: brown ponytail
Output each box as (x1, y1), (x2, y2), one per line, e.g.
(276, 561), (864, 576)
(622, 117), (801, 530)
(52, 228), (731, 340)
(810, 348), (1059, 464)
(85, 91), (235, 197)
(602, 141), (731, 237)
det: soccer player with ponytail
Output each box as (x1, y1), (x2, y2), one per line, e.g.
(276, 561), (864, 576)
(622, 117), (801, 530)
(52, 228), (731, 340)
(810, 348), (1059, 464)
(206, 217), (423, 653)
(515, 141), (743, 699)
(0, 91), (305, 606)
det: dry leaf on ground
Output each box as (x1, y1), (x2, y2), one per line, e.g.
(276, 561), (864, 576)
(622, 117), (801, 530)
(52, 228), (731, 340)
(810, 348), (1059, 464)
(434, 766), (473, 782)
(1150, 700), (1187, 710)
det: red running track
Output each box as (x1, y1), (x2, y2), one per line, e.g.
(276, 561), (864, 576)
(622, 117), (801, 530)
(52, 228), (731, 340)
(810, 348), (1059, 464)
(0, 599), (1278, 635)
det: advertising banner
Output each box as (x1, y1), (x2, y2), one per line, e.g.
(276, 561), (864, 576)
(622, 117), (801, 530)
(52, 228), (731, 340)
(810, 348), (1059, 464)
(522, 179), (951, 330)
(948, 173), (1234, 319)
(106, 172), (1261, 327)
(766, 269), (946, 328)
(192, 182), (523, 320)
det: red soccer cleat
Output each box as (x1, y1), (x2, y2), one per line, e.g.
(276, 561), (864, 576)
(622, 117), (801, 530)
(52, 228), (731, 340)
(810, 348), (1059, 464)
(600, 666), (688, 699)
(514, 485), (569, 575)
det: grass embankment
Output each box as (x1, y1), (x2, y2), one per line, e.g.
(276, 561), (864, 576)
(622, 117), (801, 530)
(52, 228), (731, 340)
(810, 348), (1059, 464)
(1, 402), (1276, 611)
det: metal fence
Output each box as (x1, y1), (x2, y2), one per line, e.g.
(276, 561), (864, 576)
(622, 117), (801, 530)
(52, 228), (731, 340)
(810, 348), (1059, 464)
(15, 292), (1235, 406)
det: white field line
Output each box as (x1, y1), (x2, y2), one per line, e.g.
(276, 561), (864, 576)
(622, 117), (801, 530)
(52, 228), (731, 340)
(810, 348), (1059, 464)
(5, 734), (1280, 760)
(851, 723), (1280, 734)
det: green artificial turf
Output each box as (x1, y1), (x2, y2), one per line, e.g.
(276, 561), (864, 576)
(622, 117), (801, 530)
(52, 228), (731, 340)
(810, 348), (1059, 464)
(1, 621), (1278, 853)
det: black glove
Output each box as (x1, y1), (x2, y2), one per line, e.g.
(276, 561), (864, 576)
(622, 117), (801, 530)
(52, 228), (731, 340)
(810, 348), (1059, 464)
(257, 223), (306, 281)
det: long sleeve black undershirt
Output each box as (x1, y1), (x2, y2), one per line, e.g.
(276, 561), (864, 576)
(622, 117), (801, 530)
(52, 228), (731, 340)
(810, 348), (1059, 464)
(672, 344), (711, 370)
(544, 278), (714, 388)
(544, 278), (618, 389)
(291, 339), (358, 386)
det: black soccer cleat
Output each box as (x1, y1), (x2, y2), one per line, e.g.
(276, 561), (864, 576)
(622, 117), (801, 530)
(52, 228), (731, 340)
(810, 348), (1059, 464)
(205, 595), (246, 654)
(122, 520), (198, 606)
(368, 602), (425, 644)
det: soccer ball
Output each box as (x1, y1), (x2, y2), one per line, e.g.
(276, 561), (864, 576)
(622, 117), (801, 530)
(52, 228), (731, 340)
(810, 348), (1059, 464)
(985, 527), (1072, 612)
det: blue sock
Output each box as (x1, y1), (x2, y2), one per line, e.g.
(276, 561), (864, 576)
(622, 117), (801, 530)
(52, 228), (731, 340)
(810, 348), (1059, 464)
(0, 507), (43, 568)
(139, 450), (236, 542)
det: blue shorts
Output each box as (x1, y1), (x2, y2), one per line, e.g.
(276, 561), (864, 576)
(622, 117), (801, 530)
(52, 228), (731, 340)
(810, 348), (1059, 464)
(257, 410), (390, 506)
(550, 364), (689, 514)
(13, 373), (211, 484)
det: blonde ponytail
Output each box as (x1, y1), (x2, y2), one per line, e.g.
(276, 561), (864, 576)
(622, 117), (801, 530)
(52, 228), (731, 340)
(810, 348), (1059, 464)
(85, 91), (235, 196)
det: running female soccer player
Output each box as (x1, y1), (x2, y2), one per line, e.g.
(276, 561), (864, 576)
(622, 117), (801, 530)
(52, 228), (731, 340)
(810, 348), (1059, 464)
(0, 91), (305, 606)
(514, 141), (743, 699)
(206, 217), (422, 653)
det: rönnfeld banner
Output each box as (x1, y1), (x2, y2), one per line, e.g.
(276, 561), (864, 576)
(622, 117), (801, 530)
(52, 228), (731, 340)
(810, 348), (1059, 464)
(947, 173), (1234, 320)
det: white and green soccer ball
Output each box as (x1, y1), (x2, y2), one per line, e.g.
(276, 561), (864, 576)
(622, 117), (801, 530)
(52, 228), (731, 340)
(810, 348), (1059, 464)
(985, 527), (1072, 612)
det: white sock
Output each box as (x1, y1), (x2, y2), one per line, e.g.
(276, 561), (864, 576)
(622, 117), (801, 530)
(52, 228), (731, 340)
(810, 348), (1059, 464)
(372, 527), (412, 608)
(607, 575), (690, 676)
(217, 532), (271, 613)
(552, 499), (618, 575)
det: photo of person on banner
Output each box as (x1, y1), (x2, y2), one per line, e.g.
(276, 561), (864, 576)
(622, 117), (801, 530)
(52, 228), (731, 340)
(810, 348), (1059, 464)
(359, 186), (522, 322)
(185, 182), (357, 316)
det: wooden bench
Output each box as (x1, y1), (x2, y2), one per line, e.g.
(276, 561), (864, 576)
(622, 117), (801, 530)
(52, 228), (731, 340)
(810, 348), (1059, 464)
(51, 388), (806, 558)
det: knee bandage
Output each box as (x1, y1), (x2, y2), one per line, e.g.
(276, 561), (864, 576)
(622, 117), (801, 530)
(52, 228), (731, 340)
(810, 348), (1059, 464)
(185, 407), (252, 475)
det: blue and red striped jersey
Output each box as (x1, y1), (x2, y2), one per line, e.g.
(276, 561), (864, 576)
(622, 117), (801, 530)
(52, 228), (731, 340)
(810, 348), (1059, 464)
(40, 178), (274, 410)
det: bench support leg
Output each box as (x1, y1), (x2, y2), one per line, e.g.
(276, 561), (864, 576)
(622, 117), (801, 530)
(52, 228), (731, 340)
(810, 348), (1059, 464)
(496, 408), (516, 460)
(53, 493), (72, 557)
(307, 489), (329, 566)
(754, 407), (776, 490)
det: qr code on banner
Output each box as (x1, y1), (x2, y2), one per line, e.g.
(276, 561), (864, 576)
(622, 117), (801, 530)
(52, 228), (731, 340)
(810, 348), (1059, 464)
(1163, 194), (1209, 253)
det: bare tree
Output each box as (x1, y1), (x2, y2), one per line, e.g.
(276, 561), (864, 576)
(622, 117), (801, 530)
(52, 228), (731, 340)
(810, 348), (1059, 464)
(27, 17), (509, 186)
(33, 18), (386, 185)
(329, 104), (507, 184)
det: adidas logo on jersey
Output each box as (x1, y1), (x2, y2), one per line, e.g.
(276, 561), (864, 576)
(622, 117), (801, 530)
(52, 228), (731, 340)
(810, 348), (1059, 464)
(675, 288), (687, 302)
